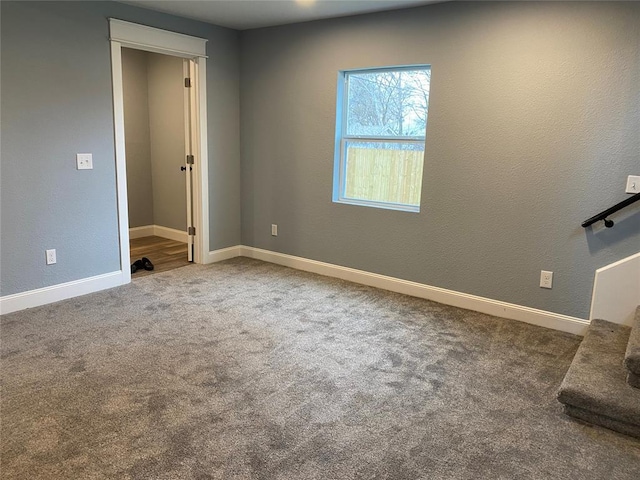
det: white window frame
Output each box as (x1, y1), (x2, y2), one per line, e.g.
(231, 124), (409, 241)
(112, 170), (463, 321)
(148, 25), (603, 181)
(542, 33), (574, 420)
(332, 65), (430, 213)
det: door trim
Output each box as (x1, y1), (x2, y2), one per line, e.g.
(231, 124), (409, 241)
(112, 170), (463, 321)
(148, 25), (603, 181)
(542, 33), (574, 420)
(109, 19), (209, 278)
(110, 18), (207, 57)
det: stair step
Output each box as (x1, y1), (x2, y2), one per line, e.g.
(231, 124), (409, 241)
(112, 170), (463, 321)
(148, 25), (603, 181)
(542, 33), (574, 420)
(563, 404), (640, 439)
(557, 319), (640, 439)
(623, 306), (640, 385)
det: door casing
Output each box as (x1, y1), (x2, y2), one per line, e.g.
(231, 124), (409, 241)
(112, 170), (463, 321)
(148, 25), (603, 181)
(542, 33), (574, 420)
(109, 19), (209, 282)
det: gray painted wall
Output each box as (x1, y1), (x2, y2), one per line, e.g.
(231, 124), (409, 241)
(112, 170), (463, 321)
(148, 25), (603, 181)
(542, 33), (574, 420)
(147, 52), (187, 232)
(122, 48), (154, 228)
(0, 1), (240, 296)
(1, 0), (637, 320)
(239, 1), (640, 319)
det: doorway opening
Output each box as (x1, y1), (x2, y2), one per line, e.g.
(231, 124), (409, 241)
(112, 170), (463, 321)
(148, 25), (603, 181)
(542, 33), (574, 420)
(121, 48), (192, 277)
(109, 19), (208, 284)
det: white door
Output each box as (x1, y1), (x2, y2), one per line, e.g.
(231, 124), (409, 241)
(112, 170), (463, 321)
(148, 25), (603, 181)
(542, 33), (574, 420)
(183, 59), (196, 262)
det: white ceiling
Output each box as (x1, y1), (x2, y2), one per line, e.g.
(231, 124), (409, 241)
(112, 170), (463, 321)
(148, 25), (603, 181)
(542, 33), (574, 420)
(121, 0), (444, 31)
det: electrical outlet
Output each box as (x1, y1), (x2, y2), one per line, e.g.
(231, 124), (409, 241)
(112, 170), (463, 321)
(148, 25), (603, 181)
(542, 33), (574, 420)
(626, 175), (640, 194)
(271, 224), (278, 236)
(540, 270), (553, 289)
(46, 249), (57, 265)
(76, 153), (93, 170)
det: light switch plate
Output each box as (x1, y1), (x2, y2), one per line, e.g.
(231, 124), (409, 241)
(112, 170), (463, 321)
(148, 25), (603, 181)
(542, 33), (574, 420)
(76, 153), (93, 170)
(626, 175), (640, 194)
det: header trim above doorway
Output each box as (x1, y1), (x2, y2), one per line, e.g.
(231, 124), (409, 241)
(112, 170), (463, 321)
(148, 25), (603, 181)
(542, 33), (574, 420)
(109, 18), (208, 58)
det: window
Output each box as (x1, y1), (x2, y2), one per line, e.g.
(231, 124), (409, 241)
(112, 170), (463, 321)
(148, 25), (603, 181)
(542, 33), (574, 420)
(333, 66), (431, 212)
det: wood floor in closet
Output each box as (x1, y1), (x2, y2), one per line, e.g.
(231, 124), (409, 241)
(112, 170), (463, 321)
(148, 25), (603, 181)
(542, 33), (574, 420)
(129, 235), (190, 278)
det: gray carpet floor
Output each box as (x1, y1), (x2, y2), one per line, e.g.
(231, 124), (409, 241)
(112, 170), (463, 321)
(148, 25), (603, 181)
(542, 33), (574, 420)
(1, 258), (639, 479)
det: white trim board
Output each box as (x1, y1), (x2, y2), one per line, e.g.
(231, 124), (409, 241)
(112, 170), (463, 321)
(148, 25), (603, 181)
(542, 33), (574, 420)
(129, 225), (188, 243)
(240, 246), (589, 336)
(1, 244), (589, 336)
(205, 245), (242, 264)
(590, 252), (640, 327)
(110, 41), (132, 286)
(0, 271), (125, 315)
(129, 225), (154, 239)
(109, 18), (207, 58)
(154, 225), (187, 243)
(0, 246), (238, 314)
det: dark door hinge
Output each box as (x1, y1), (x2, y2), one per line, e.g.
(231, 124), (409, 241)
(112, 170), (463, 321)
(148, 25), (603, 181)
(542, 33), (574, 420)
(188, 226), (196, 236)
(184, 78), (192, 88)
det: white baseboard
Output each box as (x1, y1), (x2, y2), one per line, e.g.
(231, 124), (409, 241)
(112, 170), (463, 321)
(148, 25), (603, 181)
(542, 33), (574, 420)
(0, 244), (240, 315)
(129, 225), (187, 243)
(590, 252), (640, 327)
(240, 246), (589, 336)
(1, 243), (591, 336)
(204, 245), (242, 264)
(153, 225), (188, 243)
(0, 271), (126, 315)
(128, 225), (155, 239)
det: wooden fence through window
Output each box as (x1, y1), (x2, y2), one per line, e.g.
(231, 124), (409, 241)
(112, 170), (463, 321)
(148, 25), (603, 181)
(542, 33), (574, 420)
(345, 147), (424, 205)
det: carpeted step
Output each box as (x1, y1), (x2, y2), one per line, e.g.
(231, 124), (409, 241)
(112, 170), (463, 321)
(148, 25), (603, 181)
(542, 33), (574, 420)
(623, 306), (640, 388)
(557, 319), (640, 439)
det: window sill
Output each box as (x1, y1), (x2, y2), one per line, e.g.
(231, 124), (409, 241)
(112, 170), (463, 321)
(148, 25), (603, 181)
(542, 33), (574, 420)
(333, 197), (420, 213)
